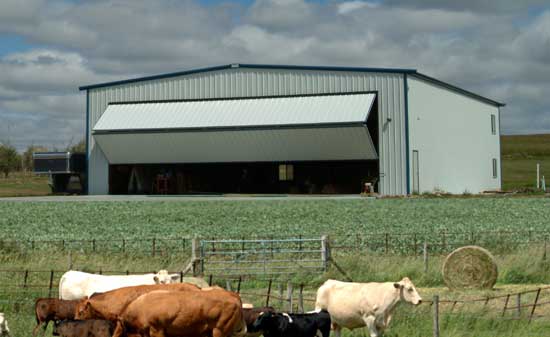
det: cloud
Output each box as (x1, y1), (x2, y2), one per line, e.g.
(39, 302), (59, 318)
(337, 1), (379, 15)
(383, 0), (549, 13)
(0, 0), (549, 151)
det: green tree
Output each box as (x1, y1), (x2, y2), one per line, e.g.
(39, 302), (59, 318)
(0, 143), (22, 178)
(22, 144), (49, 172)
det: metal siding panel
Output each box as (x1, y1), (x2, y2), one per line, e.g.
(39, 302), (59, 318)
(87, 68), (406, 195)
(408, 76), (501, 193)
(95, 126), (377, 164)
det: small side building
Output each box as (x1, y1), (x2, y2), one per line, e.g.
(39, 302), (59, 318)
(80, 64), (504, 195)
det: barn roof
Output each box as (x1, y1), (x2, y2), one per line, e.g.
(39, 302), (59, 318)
(79, 63), (505, 107)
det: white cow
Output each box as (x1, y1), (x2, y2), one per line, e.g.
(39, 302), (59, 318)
(315, 278), (422, 337)
(0, 313), (10, 337)
(58, 270), (180, 300)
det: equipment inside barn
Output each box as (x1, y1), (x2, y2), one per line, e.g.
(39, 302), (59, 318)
(33, 152), (86, 194)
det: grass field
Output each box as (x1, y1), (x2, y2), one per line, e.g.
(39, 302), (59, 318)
(0, 172), (49, 198)
(501, 134), (550, 190)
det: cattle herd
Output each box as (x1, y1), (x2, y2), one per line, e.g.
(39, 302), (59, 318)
(0, 270), (422, 337)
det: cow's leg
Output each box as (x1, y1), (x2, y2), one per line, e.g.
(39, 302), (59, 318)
(332, 323), (342, 337)
(111, 321), (125, 337)
(149, 326), (165, 337)
(362, 315), (379, 337)
(32, 322), (43, 336)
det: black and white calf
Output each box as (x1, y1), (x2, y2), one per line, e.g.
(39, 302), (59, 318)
(252, 310), (331, 337)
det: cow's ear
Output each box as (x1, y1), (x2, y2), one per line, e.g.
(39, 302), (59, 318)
(393, 283), (401, 289)
(170, 274), (180, 281)
(153, 276), (159, 283)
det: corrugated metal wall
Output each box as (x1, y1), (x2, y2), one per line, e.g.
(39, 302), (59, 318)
(88, 68), (407, 195)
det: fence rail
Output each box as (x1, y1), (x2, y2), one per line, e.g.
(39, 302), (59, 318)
(1, 229), (549, 256)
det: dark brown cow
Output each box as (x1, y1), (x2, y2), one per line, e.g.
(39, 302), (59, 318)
(33, 298), (79, 336)
(53, 320), (114, 337)
(243, 307), (276, 337)
(75, 283), (200, 321)
(112, 289), (247, 337)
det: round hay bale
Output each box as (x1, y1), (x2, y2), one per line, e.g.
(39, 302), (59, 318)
(442, 245), (498, 289)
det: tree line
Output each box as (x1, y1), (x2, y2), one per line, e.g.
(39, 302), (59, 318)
(0, 139), (85, 178)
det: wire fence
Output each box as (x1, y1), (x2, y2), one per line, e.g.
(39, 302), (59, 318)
(1, 229), (549, 256)
(2, 272), (549, 330)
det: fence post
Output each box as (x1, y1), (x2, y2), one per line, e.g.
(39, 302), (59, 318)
(529, 288), (542, 323)
(433, 295), (439, 337)
(543, 239), (547, 261)
(67, 250), (73, 270)
(502, 294), (510, 317)
(321, 235), (329, 272)
(23, 270), (29, 288)
(122, 239), (126, 253)
(298, 284), (304, 313)
(266, 279), (272, 307)
(192, 237), (201, 276)
(92, 239), (96, 252)
(423, 242), (429, 274)
(237, 276), (242, 294)
(516, 293), (521, 318)
(180, 271), (183, 283)
(287, 282), (293, 313)
(278, 283), (284, 309)
(208, 274), (213, 286)
(48, 270), (55, 297)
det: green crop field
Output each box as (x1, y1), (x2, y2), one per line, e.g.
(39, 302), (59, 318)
(1, 198), (549, 240)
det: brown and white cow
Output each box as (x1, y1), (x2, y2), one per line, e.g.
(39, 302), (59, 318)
(315, 278), (422, 337)
(33, 298), (80, 336)
(112, 289), (247, 337)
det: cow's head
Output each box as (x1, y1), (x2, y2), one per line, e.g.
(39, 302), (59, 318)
(75, 299), (95, 320)
(252, 312), (290, 331)
(394, 277), (422, 305)
(153, 270), (180, 284)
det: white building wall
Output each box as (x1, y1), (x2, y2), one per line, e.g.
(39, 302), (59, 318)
(407, 76), (501, 194)
(87, 67), (407, 195)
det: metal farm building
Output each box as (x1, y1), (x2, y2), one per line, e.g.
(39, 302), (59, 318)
(80, 64), (504, 196)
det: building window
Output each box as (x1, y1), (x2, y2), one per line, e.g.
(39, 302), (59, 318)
(279, 164), (294, 181)
(492, 158), (498, 178)
(491, 114), (496, 135)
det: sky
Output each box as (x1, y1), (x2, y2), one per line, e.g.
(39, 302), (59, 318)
(1, 0), (549, 151)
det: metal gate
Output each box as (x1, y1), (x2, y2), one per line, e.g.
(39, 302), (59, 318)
(195, 236), (329, 276)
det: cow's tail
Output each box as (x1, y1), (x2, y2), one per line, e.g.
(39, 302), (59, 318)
(233, 315), (247, 337)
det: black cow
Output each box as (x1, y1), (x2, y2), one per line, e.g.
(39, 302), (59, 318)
(53, 320), (114, 337)
(252, 310), (331, 337)
(243, 307), (277, 337)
